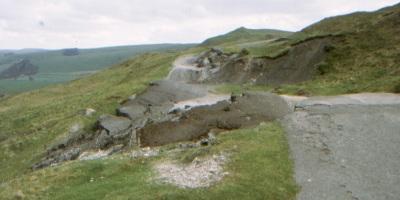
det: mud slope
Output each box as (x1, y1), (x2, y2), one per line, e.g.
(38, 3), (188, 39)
(197, 36), (342, 86)
(140, 92), (290, 146)
(281, 93), (400, 200)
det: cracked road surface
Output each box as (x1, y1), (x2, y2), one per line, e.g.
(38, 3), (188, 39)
(281, 93), (400, 200)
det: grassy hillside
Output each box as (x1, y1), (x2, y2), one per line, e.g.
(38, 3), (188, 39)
(212, 3), (400, 95)
(0, 50), (298, 199)
(0, 3), (398, 199)
(1, 122), (298, 199)
(195, 27), (293, 58)
(199, 27), (293, 47)
(275, 3), (400, 95)
(0, 44), (195, 94)
(0, 51), (178, 183)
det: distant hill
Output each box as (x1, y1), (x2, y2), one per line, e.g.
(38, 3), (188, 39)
(0, 43), (195, 94)
(0, 48), (47, 55)
(199, 27), (293, 47)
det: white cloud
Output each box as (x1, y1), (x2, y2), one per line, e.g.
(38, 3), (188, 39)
(0, 0), (398, 49)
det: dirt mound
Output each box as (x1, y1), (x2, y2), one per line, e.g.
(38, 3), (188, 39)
(196, 36), (342, 86)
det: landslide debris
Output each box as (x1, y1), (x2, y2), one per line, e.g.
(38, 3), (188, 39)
(32, 35), (338, 170)
(195, 37), (343, 86)
(139, 92), (290, 147)
(32, 92), (290, 170)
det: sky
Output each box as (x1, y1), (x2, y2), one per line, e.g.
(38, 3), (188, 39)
(0, 0), (398, 50)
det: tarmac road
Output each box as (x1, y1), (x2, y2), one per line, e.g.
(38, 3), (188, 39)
(281, 93), (400, 200)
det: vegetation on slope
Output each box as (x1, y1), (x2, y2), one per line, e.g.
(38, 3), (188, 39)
(211, 3), (400, 95)
(0, 49), (298, 199)
(0, 51), (179, 184)
(1, 3), (398, 199)
(1, 122), (298, 199)
(0, 44), (195, 94)
(199, 27), (293, 48)
(276, 3), (400, 95)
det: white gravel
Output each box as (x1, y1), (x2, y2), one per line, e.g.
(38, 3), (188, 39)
(154, 154), (229, 188)
(77, 145), (124, 161)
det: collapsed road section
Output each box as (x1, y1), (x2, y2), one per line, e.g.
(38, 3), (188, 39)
(32, 49), (293, 170)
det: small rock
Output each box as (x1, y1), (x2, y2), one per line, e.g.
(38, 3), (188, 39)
(97, 130), (108, 138)
(69, 124), (83, 133)
(239, 48), (249, 56)
(200, 140), (208, 146)
(223, 106), (230, 111)
(85, 108), (96, 116)
(128, 94), (136, 101)
(208, 132), (216, 141)
(149, 82), (158, 86)
(230, 93), (239, 102)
